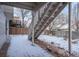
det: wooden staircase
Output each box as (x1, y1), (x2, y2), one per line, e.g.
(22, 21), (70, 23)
(28, 2), (68, 40)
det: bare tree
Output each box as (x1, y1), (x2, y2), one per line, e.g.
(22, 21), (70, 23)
(21, 9), (30, 27)
(73, 3), (79, 31)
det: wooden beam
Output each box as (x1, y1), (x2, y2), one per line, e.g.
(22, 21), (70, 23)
(0, 2), (33, 10)
(0, 2), (47, 10)
(34, 2), (47, 11)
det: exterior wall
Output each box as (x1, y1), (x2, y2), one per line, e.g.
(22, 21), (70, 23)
(1, 5), (13, 43)
(0, 6), (7, 49)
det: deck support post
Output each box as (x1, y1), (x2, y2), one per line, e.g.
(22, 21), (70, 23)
(32, 10), (36, 45)
(68, 2), (72, 55)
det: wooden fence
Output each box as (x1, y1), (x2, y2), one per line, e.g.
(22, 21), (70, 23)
(9, 27), (28, 34)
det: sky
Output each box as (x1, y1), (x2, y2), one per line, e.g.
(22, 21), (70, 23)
(62, 2), (77, 14)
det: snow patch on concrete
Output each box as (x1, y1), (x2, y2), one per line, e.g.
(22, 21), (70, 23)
(38, 35), (79, 56)
(7, 35), (52, 57)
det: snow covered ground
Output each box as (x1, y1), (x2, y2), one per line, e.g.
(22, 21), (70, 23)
(7, 35), (52, 57)
(38, 35), (79, 56)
